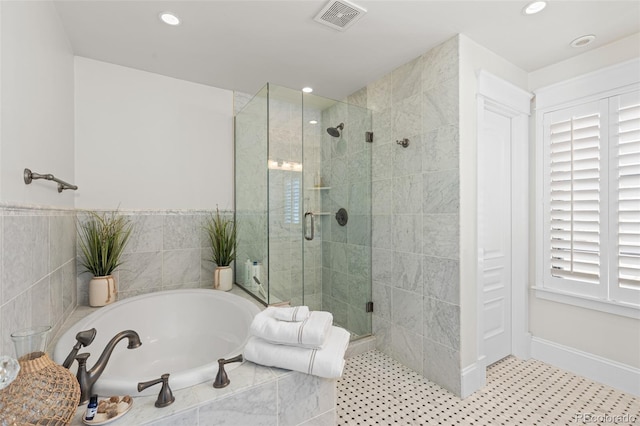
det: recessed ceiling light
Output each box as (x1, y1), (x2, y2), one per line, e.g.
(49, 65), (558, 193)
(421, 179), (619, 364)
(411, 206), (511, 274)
(160, 12), (180, 26)
(309, 120), (318, 125)
(523, 1), (547, 15)
(570, 34), (596, 48)
(302, 87), (313, 93)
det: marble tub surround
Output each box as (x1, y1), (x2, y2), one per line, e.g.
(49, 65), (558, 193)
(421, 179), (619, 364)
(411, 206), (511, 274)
(48, 289), (374, 425)
(68, 360), (336, 426)
(0, 205), (77, 357)
(76, 209), (233, 305)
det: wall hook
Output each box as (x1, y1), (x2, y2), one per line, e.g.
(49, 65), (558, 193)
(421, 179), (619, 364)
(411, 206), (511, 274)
(396, 138), (410, 148)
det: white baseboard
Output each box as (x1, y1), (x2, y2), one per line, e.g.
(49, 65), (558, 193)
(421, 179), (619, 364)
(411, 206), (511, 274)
(531, 337), (640, 396)
(461, 356), (487, 398)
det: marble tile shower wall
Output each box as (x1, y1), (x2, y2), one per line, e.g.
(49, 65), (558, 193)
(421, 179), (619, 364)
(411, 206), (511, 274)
(76, 210), (227, 306)
(0, 206), (77, 357)
(366, 36), (462, 395)
(320, 96), (372, 337)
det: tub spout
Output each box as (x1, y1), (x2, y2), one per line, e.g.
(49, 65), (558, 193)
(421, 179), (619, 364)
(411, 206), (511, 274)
(75, 330), (142, 404)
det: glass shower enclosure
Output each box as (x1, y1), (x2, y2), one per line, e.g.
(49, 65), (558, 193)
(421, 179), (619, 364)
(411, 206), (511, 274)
(235, 83), (372, 338)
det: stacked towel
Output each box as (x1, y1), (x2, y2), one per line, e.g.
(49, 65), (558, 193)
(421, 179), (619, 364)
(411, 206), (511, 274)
(244, 326), (350, 378)
(250, 307), (332, 348)
(243, 305), (350, 379)
(271, 305), (310, 322)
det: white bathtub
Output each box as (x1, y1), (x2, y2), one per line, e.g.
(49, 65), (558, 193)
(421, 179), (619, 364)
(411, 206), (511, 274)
(53, 289), (260, 397)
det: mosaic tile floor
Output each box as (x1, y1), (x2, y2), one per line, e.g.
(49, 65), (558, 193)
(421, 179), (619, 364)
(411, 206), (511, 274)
(337, 351), (640, 425)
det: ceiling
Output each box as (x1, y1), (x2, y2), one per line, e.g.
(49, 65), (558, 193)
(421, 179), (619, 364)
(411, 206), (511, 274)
(53, 1), (640, 100)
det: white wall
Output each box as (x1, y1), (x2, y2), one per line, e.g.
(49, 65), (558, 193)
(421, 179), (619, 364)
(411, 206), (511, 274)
(528, 33), (640, 369)
(74, 57), (234, 210)
(458, 34), (529, 371)
(529, 33), (640, 91)
(0, 1), (75, 207)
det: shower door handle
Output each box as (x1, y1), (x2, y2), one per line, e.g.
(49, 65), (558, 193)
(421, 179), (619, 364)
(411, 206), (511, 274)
(304, 212), (315, 241)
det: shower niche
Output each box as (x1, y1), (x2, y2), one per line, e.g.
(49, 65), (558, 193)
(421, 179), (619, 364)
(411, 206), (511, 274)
(235, 83), (373, 338)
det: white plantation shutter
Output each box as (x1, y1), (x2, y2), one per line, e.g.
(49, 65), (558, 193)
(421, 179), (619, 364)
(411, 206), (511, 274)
(537, 61), (640, 313)
(284, 175), (301, 225)
(610, 91), (640, 305)
(543, 92), (640, 307)
(543, 100), (608, 297)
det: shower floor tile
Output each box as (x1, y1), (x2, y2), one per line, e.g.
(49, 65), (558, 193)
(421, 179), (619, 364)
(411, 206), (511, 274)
(337, 351), (640, 425)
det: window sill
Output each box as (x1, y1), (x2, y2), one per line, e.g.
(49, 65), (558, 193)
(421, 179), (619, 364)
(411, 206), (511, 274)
(532, 286), (640, 319)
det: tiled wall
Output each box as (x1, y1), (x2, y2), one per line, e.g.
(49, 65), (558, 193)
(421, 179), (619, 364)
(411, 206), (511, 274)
(0, 206), (77, 357)
(76, 210), (228, 306)
(367, 36), (462, 395)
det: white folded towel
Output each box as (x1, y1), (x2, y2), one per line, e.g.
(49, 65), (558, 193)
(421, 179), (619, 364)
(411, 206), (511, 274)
(250, 308), (333, 349)
(271, 305), (310, 322)
(243, 326), (350, 379)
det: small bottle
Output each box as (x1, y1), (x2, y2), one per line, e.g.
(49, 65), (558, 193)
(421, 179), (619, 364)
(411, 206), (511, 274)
(85, 394), (98, 421)
(252, 261), (259, 284)
(245, 259), (252, 286)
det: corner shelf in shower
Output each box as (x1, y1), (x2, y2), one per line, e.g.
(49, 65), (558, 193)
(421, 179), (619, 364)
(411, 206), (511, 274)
(307, 186), (331, 190)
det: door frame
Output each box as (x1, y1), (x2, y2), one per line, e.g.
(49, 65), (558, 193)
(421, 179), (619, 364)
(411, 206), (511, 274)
(475, 70), (532, 384)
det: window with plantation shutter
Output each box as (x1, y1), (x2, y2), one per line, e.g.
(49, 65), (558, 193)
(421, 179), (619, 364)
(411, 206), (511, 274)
(548, 107), (603, 285)
(536, 60), (640, 316)
(610, 91), (640, 305)
(541, 90), (640, 307)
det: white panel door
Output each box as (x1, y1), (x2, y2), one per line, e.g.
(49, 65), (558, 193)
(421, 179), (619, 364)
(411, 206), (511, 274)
(479, 109), (512, 366)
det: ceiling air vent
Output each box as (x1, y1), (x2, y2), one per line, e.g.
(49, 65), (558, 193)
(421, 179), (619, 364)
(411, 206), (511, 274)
(313, 0), (367, 32)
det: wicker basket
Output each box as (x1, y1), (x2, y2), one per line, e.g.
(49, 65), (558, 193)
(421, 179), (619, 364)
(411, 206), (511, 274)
(0, 327), (80, 425)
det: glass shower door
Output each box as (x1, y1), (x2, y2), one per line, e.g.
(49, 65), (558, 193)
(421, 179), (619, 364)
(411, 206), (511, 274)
(303, 93), (373, 338)
(235, 82), (373, 339)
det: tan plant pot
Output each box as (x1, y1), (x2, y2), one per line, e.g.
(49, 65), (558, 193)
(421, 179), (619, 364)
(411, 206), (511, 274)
(89, 275), (117, 307)
(214, 266), (233, 291)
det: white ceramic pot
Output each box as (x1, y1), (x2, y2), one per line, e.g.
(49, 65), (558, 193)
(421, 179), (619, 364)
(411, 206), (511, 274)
(214, 266), (233, 291)
(89, 275), (117, 307)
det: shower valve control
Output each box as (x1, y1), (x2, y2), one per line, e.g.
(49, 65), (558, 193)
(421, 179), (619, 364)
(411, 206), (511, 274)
(396, 138), (410, 148)
(335, 208), (348, 226)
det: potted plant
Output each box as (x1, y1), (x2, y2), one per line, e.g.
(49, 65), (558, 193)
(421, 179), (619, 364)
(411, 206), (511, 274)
(77, 210), (133, 307)
(204, 208), (237, 291)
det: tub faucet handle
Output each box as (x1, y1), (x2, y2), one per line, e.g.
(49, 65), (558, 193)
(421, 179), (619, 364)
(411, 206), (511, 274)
(62, 328), (97, 369)
(213, 354), (243, 388)
(137, 373), (175, 408)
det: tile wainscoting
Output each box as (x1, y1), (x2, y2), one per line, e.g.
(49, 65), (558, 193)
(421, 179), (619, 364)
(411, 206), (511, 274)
(76, 209), (232, 305)
(0, 206), (232, 358)
(0, 204), (77, 357)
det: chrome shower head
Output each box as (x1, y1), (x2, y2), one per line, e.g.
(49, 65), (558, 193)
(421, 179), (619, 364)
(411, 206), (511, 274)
(327, 123), (344, 138)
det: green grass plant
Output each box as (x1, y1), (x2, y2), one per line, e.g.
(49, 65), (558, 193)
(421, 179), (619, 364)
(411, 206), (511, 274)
(204, 208), (237, 267)
(77, 210), (133, 277)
